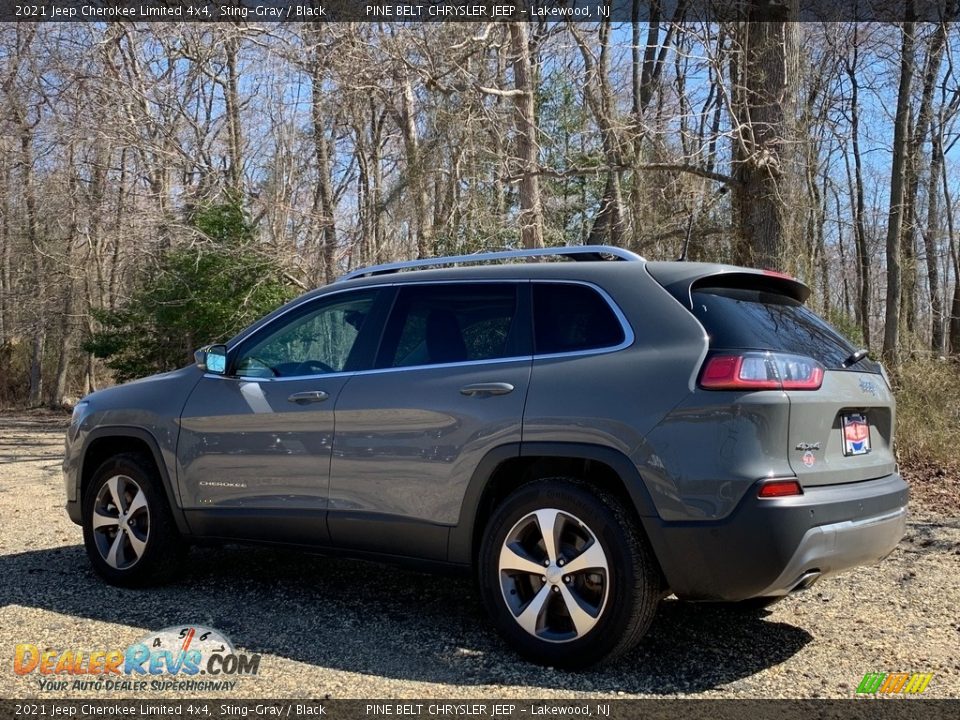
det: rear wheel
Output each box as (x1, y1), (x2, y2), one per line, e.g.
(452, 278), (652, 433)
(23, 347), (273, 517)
(82, 452), (186, 587)
(478, 479), (660, 668)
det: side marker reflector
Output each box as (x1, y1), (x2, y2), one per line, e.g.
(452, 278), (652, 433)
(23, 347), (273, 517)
(758, 480), (803, 498)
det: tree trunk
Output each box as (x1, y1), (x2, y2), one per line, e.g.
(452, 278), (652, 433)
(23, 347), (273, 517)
(844, 38), (871, 348)
(369, 105), (386, 262)
(925, 118), (946, 355)
(51, 149), (82, 408)
(22, 130), (45, 406)
(731, 5), (796, 269)
(951, 283), (960, 355)
(834, 185), (853, 319)
(509, 23), (544, 249)
(901, 22), (947, 347)
(309, 28), (338, 284)
(593, 21), (627, 246)
(224, 34), (244, 196)
(399, 77), (432, 259)
(50, 286), (74, 408)
(882, 20), (916, 366)
(943, 148), (960, 354)
(0, 154), (9, 346)
(949, 232), (960, 354)
(571, 21), (629, 246)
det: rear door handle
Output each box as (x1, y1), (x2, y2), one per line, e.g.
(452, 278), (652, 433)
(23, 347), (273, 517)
(460, 382), (514, 397)
(287, 390), (329, 404)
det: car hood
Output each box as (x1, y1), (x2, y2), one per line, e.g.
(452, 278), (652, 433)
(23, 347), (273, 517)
(80, 365), (203, 413)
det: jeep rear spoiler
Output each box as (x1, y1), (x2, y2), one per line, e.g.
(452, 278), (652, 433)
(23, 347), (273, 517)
(644, 262), (810, 309)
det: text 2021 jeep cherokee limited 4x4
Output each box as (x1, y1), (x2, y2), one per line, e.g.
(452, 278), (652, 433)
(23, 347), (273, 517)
(63, 245), (908, 668)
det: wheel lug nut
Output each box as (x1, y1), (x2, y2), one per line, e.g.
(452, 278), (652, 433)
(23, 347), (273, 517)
(544, 560), (550, 567)
(541, 576), (547, 583)
(551, 586), (559, 593)
(564, 576), (570, 583)
(558, 559), (565, 566)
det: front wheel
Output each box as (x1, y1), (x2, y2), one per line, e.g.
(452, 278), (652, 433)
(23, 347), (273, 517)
(81, 452), (186, 587)
(478, 479), (661, 668)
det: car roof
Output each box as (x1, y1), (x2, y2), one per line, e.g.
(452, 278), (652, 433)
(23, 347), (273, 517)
(227, 252), (809, 350)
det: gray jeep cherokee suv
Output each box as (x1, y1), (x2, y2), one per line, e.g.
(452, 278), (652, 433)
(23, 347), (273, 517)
(64, 245), (908, 668)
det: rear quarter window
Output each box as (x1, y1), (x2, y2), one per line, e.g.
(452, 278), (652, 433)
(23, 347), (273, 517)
(533, 283), (625, 355)
(691, 287), (879, 372)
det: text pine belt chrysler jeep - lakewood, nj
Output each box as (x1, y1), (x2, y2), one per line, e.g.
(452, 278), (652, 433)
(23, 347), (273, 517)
(63, 245), (908, 668)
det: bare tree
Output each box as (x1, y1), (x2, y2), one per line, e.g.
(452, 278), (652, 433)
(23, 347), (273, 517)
(509, 23), (544, 249)
(729, 3), (798, 268)
(882, 19), (917, 365)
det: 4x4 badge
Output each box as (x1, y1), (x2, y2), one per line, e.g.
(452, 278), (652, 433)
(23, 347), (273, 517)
(795, 442), (821, 451)
(859, 378), (878, 396)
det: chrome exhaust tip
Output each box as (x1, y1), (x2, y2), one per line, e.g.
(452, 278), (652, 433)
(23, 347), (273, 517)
(790, 569), (822, 592)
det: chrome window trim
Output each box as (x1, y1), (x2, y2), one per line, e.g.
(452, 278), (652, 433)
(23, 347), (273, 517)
(213, 278), (634, 383)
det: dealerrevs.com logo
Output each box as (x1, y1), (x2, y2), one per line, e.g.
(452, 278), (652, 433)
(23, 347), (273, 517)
(13, 626), (260, 692)
(856, 672), (934, 696)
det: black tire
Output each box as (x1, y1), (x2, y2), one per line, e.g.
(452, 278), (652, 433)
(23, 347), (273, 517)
(81, 452), (186, 587)
(478, 478), (661, 669)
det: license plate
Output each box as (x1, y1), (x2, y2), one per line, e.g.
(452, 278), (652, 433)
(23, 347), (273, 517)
(841, 413), (871, 456)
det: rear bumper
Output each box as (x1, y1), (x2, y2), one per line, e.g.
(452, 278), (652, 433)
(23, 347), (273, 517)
(643, 472), (908, 601)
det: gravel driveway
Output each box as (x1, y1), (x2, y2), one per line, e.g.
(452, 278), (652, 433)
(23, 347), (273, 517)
(1, 413), (958, 699)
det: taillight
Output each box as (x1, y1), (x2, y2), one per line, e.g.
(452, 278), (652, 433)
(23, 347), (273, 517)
(758, 479), (803, 498)
(700, 352), (824, 391)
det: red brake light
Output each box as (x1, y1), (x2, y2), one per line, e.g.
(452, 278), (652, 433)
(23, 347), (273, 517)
(758, 479), (803, 498)
(699, 352), (824, 391)
(762, 269), (795, 280)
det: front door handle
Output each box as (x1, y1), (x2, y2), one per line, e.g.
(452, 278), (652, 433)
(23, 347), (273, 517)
(287, 390), (329, 404)
(460, 382), (515, 397)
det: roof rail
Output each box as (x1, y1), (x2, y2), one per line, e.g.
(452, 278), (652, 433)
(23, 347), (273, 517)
(337, 245), (645, 282)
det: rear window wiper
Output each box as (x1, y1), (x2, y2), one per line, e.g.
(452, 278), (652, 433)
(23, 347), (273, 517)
(842, 348), (870, 368)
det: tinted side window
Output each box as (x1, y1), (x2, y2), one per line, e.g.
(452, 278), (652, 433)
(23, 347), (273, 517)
(234, 290), (379, 377)
(691, 287), (880, 372)
(378, 284), (521, 368)
(533, 284), (625, 355)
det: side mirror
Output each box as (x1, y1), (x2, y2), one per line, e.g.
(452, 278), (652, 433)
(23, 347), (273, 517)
(195, 344), (228, 375)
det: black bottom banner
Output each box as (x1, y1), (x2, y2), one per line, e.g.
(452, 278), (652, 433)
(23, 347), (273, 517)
(2, 700), (958, 720)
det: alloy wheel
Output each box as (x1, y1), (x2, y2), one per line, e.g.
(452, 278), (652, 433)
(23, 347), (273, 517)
(498, 508), (610, 643)
(91, 474), (151, 570)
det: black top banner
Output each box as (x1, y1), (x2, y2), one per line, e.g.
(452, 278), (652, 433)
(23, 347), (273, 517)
(0, 0), (956, 23)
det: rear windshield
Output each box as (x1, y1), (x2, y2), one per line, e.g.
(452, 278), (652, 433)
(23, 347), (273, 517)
(691, 287), (880, 373)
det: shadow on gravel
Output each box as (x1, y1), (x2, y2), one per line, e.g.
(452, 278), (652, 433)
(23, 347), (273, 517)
(0, 543), (812, 694)
(902, 519), (960, 554)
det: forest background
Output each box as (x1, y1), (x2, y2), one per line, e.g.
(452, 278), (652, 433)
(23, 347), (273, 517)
(1, 12), (958, 469)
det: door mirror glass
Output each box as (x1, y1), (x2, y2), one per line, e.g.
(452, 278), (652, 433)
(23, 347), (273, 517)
(196, 344), (228, 374)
